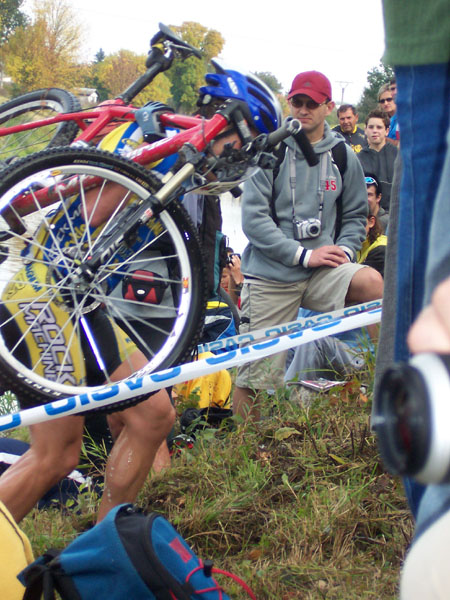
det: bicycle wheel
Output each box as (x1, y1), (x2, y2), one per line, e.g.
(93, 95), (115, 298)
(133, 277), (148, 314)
(0, 147), (207, 408)
(0, 88), (81, 165)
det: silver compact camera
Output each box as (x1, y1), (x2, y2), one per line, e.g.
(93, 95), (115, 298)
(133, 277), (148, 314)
(293, 218), (321, 240)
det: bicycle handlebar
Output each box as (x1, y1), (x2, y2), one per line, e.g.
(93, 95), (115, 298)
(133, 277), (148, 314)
(118, 23), (203, 104)
(245, 117), (318, 168)
(150, 23), (203, 62)
(266, 117), (318, 167)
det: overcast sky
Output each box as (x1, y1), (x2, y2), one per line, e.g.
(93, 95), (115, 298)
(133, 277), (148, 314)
(27, 0), (387, 104)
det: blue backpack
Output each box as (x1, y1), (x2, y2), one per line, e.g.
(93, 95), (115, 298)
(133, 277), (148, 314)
(20, 504), (256, 600)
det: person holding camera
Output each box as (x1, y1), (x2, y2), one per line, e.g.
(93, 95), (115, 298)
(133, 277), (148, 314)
(222, 249), (244, 307)
(232, 70), (383, 421)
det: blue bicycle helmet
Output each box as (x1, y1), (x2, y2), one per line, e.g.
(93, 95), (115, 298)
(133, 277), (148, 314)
(199, 60), (281, 134)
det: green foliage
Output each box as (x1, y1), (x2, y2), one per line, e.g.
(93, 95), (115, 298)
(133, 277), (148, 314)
(253, 71), (283, 94)
(0, 0), (28, 45)
(166, 22), (224, 113)
(357, 62), (395, 122)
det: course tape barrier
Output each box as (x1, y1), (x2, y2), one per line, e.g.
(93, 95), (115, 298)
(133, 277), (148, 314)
(198, 299), (382, 353)
(0, 304), (382, 432)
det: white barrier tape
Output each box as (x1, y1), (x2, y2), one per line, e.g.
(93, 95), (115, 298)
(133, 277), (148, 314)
(0, 307), (381, 432)
(198, 299), (383, 353)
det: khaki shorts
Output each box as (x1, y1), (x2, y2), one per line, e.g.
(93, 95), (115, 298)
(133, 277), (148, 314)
(235, 262), (366, 390)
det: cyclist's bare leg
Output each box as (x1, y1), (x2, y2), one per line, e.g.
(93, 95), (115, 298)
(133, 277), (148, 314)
(0, 415), (85, 523)
(97, 352), (175, 522)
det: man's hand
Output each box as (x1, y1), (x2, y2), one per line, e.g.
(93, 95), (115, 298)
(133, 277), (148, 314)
(408, 277), (450, 354)
(228, 255), (244, 286)
(307, 245), (349, 268)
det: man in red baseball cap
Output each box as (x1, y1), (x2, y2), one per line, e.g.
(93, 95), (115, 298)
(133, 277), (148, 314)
(232, 70), (383, 421)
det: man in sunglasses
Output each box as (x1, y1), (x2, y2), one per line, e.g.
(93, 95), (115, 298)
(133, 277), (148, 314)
(378, 83), (399, 146)
(232, 71), (383, 421)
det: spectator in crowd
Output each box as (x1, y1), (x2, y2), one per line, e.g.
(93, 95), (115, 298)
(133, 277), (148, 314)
(357, 211), (387, 278)
(365, 172), (388, 232)
(388, 77), (397, 99)
(232, 70), (383, 421)
(378, 83), (399, 145)
(358, 109), (398, 218)
(222, 249), (244, 307)
(332, 104), (367, 153)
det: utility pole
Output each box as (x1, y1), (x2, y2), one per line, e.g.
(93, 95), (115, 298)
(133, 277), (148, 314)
(336, 81), (352, 105)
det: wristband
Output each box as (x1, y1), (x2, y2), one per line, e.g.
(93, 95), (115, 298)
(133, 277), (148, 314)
(299, 248), (308, 266)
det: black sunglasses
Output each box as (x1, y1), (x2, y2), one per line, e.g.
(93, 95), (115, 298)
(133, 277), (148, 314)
(379, 97), (393, 103)
(289, 97), (327, 110)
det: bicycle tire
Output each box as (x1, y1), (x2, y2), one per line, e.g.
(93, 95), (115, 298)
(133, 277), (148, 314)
(0, 88), (81, 165)
(0, 147), (207, 410)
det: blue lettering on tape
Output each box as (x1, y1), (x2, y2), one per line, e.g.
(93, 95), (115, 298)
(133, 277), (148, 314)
(316, 314), (333, 322)
(208, 341), (224, 353)
(254, 338), (280, 350)
(302, 319), (317, 329)
(79, 394), (91, 406)
(151, 366), (182, 382)
(237, 334), (255, 344)
(264, 327), (282, 337)
(0, 413), (22, 431)
(367, 301), (381, 309)
(312, 320), (341, 331)
(92, 385), (119, 401)
(125, 378), (144, 391)
(344, 307), (360, 316)
(45, 397), (77, 415)
(288, 331), (303, 340)
(206, 351), (237, 364)
(224, 339), (239, 350)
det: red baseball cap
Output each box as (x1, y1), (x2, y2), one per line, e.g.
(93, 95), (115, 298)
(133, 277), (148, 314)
(288, 71), (332, 103)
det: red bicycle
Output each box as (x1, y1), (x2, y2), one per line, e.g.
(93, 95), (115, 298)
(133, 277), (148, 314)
(0, 25), (315, 407)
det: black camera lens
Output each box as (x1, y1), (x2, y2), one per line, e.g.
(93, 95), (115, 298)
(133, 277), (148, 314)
(374, 354), (450, 484)
(374, 363), (431, 476)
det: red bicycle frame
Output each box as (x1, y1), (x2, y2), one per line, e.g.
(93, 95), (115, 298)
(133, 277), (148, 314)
(5, 111), (230, 222)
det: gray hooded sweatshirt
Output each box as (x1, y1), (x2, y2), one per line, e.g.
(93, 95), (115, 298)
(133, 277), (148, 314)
(240, 122), (368, 283)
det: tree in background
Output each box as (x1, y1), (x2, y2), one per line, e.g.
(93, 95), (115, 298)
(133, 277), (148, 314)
(82, 49), (110, 102)
(0, 0), (28, 44)
(0, 0), (29, 85)
(3, 0), (83, 95)
(167, 22), (224, 113)
(253, 71), (283, 95)
(357, 62), (395, 122)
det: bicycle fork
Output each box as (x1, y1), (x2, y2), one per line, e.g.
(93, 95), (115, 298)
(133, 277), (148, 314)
(72, 162), (195, 284)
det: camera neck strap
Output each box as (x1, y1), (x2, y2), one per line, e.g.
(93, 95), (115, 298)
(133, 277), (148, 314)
(288, 148), (325, 223)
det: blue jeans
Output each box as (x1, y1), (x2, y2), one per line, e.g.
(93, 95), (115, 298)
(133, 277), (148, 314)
(393, 63), (450, 363)
(393, 62), (450, 525)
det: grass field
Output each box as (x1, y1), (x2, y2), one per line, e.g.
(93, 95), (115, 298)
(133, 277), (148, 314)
(0, 364), (412, 599)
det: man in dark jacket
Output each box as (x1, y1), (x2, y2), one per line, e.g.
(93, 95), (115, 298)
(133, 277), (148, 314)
(358, 109), (398, 217)
(332, 104), (367, 153)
